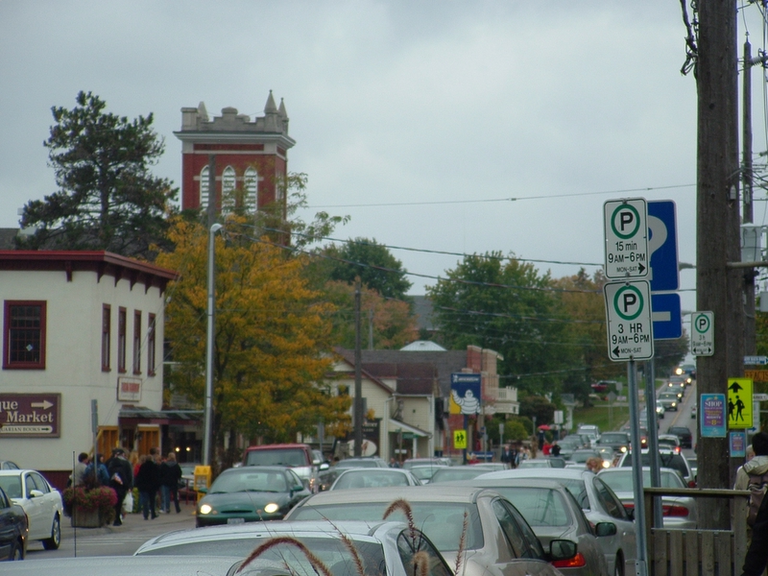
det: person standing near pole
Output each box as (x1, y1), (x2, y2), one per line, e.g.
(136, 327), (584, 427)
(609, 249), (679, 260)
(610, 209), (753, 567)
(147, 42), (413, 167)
(106, 447), (133, 526)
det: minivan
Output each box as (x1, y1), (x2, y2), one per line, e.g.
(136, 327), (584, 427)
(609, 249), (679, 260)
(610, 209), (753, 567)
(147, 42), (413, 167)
(242, 443), (319, 492)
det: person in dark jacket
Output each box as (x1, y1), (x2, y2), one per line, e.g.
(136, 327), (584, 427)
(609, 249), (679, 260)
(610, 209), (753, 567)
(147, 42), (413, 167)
(159, 452), (182, 513)
(134, 447), (161, 520)
(106, 447), (133, 526)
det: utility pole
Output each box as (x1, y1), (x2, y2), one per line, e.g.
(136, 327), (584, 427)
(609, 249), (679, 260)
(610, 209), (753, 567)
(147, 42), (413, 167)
(696, 0), (743, 529)
(354, 279), (363, 457)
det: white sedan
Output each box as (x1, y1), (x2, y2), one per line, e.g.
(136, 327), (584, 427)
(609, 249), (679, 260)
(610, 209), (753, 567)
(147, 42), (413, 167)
(0, 469), (63, 550)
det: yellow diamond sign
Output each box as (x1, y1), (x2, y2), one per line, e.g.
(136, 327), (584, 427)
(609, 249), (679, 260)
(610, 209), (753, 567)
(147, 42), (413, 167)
(728, 378), (753, 429)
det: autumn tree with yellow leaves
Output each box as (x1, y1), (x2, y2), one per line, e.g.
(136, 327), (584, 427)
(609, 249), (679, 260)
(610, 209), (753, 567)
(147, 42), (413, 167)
(156, 217), (350, 470)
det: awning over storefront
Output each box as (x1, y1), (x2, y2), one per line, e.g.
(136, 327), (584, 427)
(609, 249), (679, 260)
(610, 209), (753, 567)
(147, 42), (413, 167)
(388, 418), (429, 438)
(119, 407), (203, 426)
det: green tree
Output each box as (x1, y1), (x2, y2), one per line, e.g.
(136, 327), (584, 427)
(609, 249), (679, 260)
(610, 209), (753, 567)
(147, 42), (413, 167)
(324, 238), (412, 299)
(552, 268), (622, 406)
(156, 217), (351, 472)
(17, 91), (176, 259)
(426, 252), (571, 395)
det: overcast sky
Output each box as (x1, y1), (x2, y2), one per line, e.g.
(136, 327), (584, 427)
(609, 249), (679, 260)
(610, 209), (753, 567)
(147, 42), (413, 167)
(3, 2), (766, 323)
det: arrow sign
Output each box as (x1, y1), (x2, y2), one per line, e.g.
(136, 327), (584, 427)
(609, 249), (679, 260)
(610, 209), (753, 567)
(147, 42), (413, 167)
(30, 400), (53, 410)
(690, 311), (714, 356)
(603, 280), (654, 361)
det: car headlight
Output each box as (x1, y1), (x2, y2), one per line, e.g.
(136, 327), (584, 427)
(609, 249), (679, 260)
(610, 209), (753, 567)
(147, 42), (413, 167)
(263, 503), (279, 514)
(620, 446), (627, 452)
(199, 504), (214, 515)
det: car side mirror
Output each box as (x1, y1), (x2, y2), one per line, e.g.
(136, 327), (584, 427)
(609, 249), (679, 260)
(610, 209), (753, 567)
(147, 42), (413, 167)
(624, 506), (634, 520)
(595, 522), (617, 537)
(319, 462), (330, 471)
(548, 539), (578, 562)
(29, 489), (44, 499)
(291, 484), (305, 494)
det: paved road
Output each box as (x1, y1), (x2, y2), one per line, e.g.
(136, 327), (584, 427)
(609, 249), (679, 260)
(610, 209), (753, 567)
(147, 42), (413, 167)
(26, 500), (198, 559)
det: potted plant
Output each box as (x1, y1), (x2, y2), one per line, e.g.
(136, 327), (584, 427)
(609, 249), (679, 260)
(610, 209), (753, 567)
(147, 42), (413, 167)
(63, 485), (117, 527)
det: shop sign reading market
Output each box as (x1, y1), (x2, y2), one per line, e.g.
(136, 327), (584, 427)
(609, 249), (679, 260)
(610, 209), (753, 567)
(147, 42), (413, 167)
(0, 393), (61, 437)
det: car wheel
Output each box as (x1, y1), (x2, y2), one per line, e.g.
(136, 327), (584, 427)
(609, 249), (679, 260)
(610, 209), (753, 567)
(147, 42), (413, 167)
(42, 513), (61, 550)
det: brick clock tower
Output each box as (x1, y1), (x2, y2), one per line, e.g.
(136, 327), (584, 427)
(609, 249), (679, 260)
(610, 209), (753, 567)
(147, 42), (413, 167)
(174, 91), (295, 220)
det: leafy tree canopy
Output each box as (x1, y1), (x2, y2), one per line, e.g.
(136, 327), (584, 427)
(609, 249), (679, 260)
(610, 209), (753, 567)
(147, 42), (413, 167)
(156, 217), (351, 470)
(323, 238), (413, 299)
(427, 252), (571, 395)
(17, 91), (177, 259)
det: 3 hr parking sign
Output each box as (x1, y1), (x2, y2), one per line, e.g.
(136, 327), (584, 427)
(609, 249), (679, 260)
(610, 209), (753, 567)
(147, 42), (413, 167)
(603, 280), (654, 362)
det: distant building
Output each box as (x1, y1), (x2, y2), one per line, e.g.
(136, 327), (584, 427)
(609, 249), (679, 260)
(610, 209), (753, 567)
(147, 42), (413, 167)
(0, 251), (176, 488)
(174, 92), (294, 218)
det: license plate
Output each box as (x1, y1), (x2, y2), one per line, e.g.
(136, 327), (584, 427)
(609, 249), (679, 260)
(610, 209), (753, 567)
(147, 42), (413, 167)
(227, 517), (245, 524)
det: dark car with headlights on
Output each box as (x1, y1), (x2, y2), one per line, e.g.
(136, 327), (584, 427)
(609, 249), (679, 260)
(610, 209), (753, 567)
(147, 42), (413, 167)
(0, 484), (27, 560)
(196, 465), (310, 527)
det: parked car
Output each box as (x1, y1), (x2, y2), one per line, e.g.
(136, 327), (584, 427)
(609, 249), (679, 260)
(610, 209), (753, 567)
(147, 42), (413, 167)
(408, 464), (447, 484)
(136, 519), (454, 576)
(329, 468), (421, 489)
(285, 485), (579, 576)
(617, 450), (695, 486)
(429, 466), (502, 483)
(517, 459), (560, 469)
(1, 555), (244, 576)
(242, 443), (319, 493)
(567, 450), (606, 470)
(195, 465), (310, 527)
(476, 467), (637, 576)
(667, 426), (694, 449)
(597, 467), (697, 528)
(402, 457), (453, 469)
(464, 478), (612, 576)
(576, 425), (601, 447)
(0, 462), (20, 470)
(0, 469), (63, 550)
(318, 457), (388, 491)
(690, 404), (697, 419)
(0, 484), (27, 560)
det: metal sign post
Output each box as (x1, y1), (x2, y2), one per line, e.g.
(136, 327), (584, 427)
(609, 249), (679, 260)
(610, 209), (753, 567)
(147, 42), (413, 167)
(627, 361), (648, 576)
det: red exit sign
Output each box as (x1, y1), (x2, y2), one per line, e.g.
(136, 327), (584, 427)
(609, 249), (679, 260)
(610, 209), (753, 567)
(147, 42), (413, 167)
(0, 393), (61, 437)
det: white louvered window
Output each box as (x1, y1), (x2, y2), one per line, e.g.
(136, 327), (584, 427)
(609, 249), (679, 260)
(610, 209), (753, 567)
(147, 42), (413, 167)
(245, 168), (258, 210)
(199, 166), (210, 210)
(222, 166), (236, 215)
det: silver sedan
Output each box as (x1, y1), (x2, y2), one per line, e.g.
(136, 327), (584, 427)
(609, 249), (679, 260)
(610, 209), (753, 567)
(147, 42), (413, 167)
(329, 467), (422, 490)
(284, 484), (578, 576)
(477, 468), (636, 576)
(137, 520), (452, 576)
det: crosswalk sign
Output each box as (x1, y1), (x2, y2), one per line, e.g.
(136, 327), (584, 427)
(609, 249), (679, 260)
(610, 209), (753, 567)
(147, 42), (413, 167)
(728, 378), (753, 429)
(454, 429), (467, 449)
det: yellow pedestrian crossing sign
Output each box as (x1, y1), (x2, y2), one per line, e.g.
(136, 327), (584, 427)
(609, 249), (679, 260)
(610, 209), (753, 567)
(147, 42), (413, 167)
(728, 378), (753, 429)
(454, 429), (467, 449)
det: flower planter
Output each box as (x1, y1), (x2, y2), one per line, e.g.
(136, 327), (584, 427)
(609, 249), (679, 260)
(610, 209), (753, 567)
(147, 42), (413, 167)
(70, 506), (105, 528)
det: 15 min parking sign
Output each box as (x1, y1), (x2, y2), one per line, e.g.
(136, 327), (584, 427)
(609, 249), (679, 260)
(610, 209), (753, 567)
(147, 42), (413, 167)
(604, 198), (649, 279)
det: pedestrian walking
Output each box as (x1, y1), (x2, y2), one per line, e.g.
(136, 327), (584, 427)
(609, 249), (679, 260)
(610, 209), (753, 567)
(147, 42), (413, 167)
(70, 452), (89, 487)
(106, 447), (134, 526)
(135, 447), (161, 520)
(159, 452), (182, 513)
(736, 432), (768, 576)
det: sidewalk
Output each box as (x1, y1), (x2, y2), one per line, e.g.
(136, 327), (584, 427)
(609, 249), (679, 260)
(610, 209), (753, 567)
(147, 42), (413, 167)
(61, 499), (197, 538)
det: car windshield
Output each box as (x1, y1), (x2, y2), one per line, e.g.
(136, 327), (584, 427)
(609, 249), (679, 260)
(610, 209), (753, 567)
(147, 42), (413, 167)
(245, 449), (307, 467)
(210, 470), (288, 494)
(621, 453), (689, 478)
(141, 536), (387, 576)
(599, 434), (627, 444)
(290, 501), (483, 553)
(571, 451), (599, 464)
(336, 460), (382, 469)
(333, 471), (410, 489)
(0, 476), (22, 498)
(430, 468), (488, 482)
(491, 487), (571, 527)
(600, 470), (684, 492)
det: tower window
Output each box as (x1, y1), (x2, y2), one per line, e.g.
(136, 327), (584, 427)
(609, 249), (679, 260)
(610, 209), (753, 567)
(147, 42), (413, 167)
(245, 167), (258, 210)
(199, 166), (210, 210)
(222, 166), (236, 214)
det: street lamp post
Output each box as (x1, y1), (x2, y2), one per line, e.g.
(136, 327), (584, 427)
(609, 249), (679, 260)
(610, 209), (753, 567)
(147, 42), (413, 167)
(203, 223), (223, 467)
